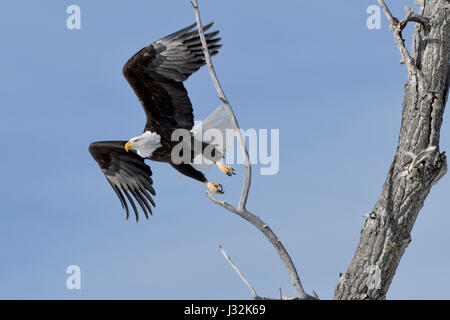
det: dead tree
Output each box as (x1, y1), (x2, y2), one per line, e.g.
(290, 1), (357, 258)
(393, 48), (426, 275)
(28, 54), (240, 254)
(334, 0), (450, 299)
(191, 0), (449, 300)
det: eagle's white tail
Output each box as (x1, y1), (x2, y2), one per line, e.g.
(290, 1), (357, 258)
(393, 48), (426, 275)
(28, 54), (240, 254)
(191, 105), (234, 170)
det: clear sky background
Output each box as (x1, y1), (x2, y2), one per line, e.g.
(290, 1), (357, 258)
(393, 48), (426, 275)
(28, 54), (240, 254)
(0, 0), (449, 299)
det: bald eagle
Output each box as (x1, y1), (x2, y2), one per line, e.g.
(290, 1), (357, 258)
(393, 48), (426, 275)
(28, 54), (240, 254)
(89, 23), (235, 221)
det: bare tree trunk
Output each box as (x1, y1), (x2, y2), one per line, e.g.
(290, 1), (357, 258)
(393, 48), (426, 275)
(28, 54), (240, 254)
(334, 0), (450, 300)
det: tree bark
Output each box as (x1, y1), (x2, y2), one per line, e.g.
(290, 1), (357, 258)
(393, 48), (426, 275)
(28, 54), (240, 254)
(334, 0), (450, 300)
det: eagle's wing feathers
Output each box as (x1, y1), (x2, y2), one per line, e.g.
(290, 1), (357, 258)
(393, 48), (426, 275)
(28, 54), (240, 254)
(89, 141), (155, 221)
(122, 23), (222, 138)
(151, 23), (221, 82)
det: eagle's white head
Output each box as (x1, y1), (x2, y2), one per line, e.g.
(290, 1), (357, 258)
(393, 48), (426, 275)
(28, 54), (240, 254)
(125, 131), (162, 158)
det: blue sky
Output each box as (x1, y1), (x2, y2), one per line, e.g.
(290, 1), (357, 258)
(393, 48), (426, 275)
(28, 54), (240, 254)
(0, 0), (449, 299)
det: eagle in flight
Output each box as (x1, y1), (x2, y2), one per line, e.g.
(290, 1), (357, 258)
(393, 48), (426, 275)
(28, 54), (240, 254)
(89, 23), (235, 221)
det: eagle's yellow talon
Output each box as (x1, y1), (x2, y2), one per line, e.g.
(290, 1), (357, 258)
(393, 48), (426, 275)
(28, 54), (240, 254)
(206, 181), (224, 194)
(217, 162), (235, 177)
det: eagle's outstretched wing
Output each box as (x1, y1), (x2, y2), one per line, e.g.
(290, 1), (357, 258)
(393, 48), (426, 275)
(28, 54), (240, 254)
(89, 141), (156, 221)
(122, 23), (222, 139)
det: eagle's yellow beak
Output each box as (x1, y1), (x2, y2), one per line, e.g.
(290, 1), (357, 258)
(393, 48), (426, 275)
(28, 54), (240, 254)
(124, 141), (135, 152)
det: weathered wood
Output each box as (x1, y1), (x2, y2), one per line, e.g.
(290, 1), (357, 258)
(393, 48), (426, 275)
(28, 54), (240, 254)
(334, 0), (450, 300)
(191, 0), (316, 300)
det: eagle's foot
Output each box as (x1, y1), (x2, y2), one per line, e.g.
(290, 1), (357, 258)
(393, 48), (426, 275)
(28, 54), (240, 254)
(217, 162), (235, 177)
(206, 181), (224, 194)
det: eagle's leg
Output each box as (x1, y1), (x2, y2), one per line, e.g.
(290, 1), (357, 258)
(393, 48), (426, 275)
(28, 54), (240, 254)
(216, 161), (235, 177)
(197, 141), (235, 177)
(170, 163), (224, 194)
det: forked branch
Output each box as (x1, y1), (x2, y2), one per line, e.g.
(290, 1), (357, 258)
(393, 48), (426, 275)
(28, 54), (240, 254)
(191, 0), (315, 300)
(377, 0), (429, 75)
(219, 245), (304, 300)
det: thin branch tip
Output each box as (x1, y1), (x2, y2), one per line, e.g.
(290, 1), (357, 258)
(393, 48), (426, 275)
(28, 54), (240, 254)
(219, 245), (258, 299)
